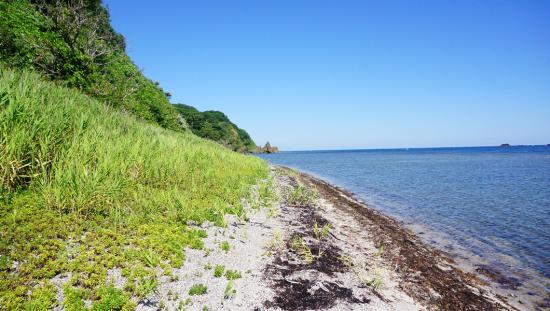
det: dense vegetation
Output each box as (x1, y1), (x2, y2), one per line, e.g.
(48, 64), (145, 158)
(0, 0), (271, 309)
(174, 104), (256, 152)
(0, 0), (186, 130)
(0, 67), (271, 310)
(0, 0), (258, 152)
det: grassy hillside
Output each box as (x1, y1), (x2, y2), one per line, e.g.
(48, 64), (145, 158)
(0, 68), (271, 310)
(0, 0), (259, 153)
(174, 104), (256, 152)
(0, 0), (182, 130)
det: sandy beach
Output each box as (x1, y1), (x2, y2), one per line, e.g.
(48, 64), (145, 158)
(129, 165), (533, 310)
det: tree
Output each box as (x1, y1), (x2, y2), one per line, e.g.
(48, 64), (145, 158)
(173, 104), (256, 152)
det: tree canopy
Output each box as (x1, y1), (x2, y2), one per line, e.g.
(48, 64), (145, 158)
(0, 0), (181, 130)
(173, 104), (256, 152)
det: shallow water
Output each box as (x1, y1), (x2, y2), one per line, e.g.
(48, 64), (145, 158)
(258, 146), (550, 298)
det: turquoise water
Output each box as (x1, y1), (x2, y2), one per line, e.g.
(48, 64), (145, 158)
(258, 146), (550, 296)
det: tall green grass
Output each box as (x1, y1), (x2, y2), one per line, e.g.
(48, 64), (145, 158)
(0, 67), (269, 309)
(0, 67), (267, 220)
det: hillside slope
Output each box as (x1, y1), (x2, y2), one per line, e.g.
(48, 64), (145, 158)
(0, 68), (271, 310)
(0, 0), (181, 130)
(174, 104), (256, 152)
(0, 0), (257, 150)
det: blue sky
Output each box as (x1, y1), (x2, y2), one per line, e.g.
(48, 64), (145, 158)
(105, 0), (550, 150)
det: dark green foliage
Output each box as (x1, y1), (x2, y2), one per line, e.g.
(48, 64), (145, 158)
(0, 0), (181, 130)
(174, 104), (256, 152)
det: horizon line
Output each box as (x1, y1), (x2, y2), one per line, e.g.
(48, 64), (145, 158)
(270, 144), (550, 153)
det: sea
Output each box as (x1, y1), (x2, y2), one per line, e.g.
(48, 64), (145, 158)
(257, 146), (550, 304)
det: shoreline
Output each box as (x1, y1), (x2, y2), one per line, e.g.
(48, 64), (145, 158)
(271, 164), (549, 310)
(124, 164), (543, 310)
(101, 164), (544, 310)
(269, 165), (533, 310)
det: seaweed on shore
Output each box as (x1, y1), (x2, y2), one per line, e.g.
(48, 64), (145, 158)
(263, 172), (370, 310)
(298, 169), (511, 310)
(476, 265), (522, 290)
(264, 277), (368, 310)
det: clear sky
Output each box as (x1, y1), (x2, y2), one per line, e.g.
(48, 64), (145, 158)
(105, 0), (549, 150)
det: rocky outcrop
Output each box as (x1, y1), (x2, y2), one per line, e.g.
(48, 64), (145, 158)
(256, 142), (279, 153)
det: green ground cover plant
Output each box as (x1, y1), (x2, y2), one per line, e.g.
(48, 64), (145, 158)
(224, 270), (242, 280)
(220, 241), (231, 253)
(188, 284), (208, 296)
(214, 265), (225, 278)
(313, 221), (331, 240)
(287, 184), (319, 206)
(291, 236), (319, 263)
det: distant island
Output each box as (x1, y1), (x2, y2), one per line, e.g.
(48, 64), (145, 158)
(500, 143), (511, 147)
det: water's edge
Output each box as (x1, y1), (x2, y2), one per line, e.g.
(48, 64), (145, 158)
(278, 164), (548, 309)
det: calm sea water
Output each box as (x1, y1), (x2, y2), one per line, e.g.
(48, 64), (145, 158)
(258, 146), (550, 295)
